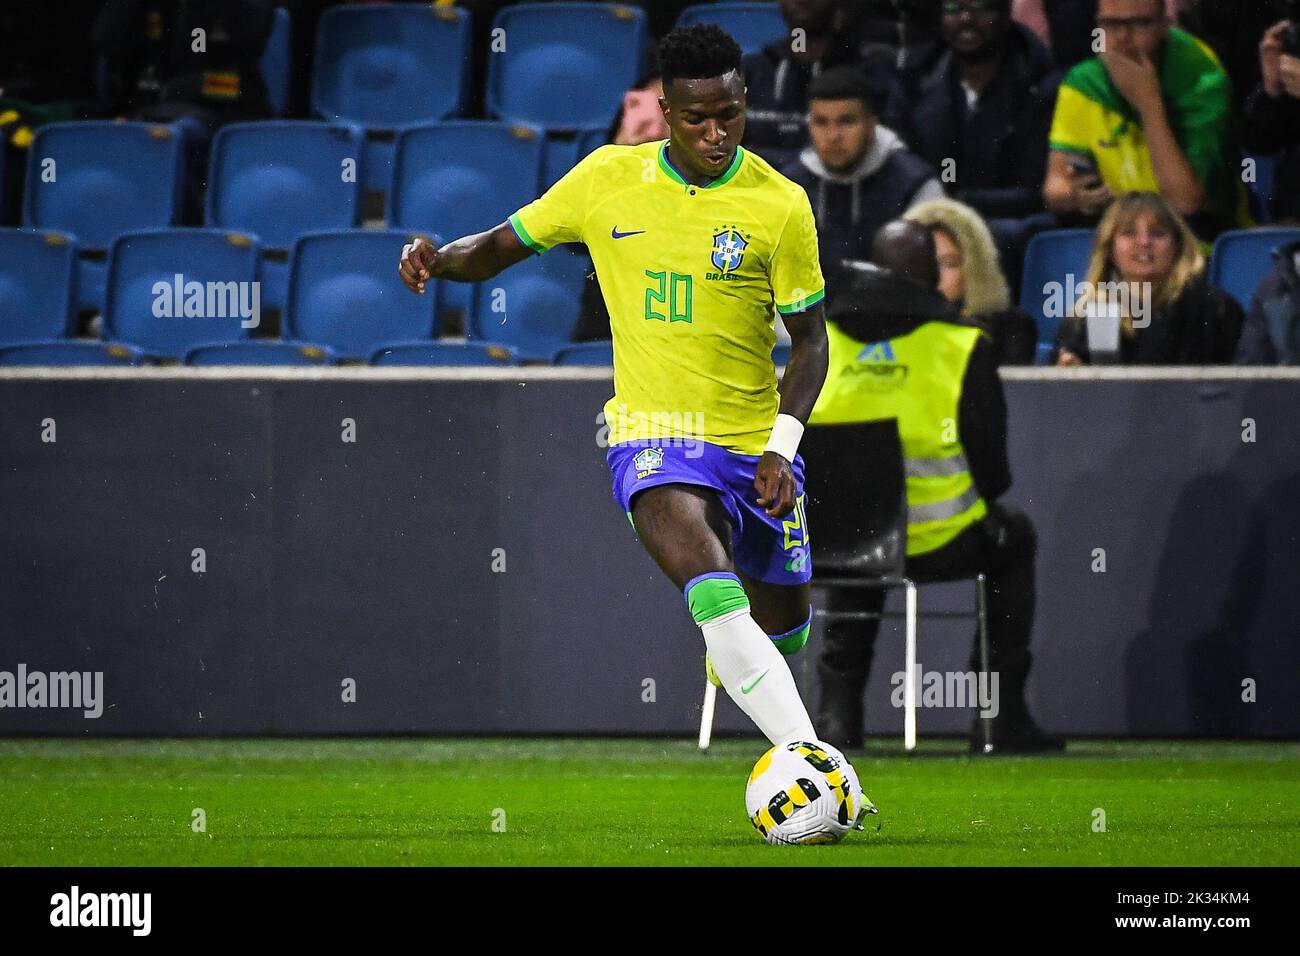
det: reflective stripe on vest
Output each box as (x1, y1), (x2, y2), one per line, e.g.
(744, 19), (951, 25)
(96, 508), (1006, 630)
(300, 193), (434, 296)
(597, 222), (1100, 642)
(908, 484), (982, 524)
(905, 453), (970, 479)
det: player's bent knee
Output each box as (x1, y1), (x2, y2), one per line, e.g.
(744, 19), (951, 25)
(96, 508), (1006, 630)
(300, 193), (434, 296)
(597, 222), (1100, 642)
(769, 608), (812, 656)
(684, 572), (750, 626)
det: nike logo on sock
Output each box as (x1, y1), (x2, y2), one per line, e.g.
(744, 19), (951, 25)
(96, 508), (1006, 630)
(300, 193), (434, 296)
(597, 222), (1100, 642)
(611, 227), (646, 239)
(742, 670), (770, 695)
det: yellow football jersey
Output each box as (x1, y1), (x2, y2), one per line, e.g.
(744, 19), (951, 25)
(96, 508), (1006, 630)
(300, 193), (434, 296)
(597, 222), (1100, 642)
(509, 139), (825, 455)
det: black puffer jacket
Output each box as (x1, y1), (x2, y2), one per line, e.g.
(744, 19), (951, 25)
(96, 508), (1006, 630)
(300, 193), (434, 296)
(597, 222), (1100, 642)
(900, 22), (1059, 219)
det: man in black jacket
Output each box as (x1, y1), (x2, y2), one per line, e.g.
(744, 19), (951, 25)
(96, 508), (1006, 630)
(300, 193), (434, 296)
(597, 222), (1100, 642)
(901, 0), (1060, 288)
(742, 0), (904, 169)
(813, 220), (1061, 754)
(1242, 14), (1300, 224)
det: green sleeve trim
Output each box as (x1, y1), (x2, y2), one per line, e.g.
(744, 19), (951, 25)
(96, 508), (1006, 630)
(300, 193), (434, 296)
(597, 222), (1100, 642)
(1049, 141), (1093, 156)
(776, 286), (825, 315)
(508, 213), (545, 254)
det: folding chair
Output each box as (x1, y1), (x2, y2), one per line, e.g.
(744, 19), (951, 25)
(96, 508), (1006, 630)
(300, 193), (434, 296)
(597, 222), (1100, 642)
(698, 420), (992, 753)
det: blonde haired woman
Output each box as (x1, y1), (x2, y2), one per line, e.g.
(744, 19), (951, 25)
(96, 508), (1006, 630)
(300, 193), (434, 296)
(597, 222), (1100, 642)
(1055, 192), (1243, 365)
(904, 198), (1038, 364)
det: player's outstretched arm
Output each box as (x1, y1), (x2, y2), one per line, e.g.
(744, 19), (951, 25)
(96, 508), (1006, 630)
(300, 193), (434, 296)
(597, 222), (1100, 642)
(755, 303), (828, 518)
(398, 222), (533, 293)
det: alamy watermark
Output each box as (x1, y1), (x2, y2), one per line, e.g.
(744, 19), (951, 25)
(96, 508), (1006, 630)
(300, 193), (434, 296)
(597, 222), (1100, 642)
(891, 664), (999, 719)
(0, 664), (103, 718)
(596, 404), (707, 459)
(152, 274), (260, 329)
(1043, 274), (1153, 329)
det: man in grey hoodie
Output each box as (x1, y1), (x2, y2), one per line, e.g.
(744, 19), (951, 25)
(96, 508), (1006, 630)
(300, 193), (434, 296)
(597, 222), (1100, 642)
(782, 66), (946, 279)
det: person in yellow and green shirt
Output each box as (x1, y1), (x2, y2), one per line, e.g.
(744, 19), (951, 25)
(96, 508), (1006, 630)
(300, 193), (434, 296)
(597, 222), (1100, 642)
(1042, 0), (1249, 240)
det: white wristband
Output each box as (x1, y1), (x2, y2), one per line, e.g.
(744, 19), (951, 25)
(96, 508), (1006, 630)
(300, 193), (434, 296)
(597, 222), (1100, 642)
(764, 414), (805, 463)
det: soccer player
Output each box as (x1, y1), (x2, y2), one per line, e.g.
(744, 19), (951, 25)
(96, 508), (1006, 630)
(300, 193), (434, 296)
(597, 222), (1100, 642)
(398, 25), (828, 747)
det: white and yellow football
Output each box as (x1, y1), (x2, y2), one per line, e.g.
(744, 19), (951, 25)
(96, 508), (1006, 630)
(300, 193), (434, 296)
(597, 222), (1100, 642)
(745, 740), (876, 845)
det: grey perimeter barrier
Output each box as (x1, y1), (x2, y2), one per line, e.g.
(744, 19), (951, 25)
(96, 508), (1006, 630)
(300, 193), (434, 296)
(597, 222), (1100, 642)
(1, 366), (1297, 738)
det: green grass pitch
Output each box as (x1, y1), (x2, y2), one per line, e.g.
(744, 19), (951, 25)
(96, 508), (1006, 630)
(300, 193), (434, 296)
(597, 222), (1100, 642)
(0, 738), (1296, 866)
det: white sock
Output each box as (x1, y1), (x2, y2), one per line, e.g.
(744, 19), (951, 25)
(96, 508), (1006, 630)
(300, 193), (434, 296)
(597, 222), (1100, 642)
(701, 608), (816, 745)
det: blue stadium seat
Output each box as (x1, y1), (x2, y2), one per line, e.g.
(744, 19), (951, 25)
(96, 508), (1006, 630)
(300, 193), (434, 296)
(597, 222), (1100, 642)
(487, 4), (647, 130)
(372, 341), (519, 366)
(1018, 228), (1094, 360)
(677, 3), (788, 55)
(104, 229), (261, 357)
(311, 4), (470, 128)
(471, 247), (590, 360)
(286, 230), (440, 359)
(391, 122), (545, 318)
(0, 229), (78, 346)
(24, 121), (185, 314)
(551, 341), (613, 366)
(206, 121), (365, 310)
(262, 7), (293, 117)
(184, 341), (337, 366)
(1209, 228), (1300, 312)
(542, 127), (607, 189)
(391, 122), (544, 246)
(0, 341), (143, 366)
(771, 342), (791, 367)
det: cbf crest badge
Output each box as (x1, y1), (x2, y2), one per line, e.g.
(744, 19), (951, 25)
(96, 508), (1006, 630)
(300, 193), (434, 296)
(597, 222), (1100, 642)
(633, 447), (664, 478)
(710, 227), (748, 274)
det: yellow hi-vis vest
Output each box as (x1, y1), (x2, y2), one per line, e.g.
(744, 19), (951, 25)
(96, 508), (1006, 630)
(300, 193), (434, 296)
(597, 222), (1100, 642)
(809, 319), (988, 556)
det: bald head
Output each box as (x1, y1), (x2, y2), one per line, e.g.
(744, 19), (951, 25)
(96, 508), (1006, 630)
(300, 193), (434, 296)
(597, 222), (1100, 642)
(870, 221), (938, 290)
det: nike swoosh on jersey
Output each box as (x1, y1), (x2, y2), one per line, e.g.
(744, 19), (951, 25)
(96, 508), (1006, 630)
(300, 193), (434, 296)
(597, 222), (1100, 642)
(611, 227), (647, 239)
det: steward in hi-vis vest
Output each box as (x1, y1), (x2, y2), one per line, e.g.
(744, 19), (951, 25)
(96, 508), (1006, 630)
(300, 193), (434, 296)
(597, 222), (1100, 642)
(809, 221), (1061, 755)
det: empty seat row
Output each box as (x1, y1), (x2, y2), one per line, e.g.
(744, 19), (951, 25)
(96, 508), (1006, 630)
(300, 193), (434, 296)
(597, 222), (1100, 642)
(0, 339), (616, 368)
(299, 3), (786, 132)
(0, 228), (593, 363)
(20, 118), (605, 313)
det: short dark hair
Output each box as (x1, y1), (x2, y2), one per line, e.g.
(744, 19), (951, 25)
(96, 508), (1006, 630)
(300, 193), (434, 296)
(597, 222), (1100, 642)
(807, 66), (877, 113)
(656, 24), (744, 88)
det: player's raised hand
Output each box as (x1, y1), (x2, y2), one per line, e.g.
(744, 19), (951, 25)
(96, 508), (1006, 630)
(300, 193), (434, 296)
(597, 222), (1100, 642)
(755, 451), (796, 518)
(398, 237), (441, 294)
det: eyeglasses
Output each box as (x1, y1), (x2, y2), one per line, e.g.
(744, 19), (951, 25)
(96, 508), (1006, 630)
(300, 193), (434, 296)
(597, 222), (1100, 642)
(941, 0), (1001, 15)
(1096, 16), (1163, 31)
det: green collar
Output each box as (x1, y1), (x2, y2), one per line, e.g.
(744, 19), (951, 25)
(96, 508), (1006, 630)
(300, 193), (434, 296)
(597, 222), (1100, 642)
(658, 141), (744, 189)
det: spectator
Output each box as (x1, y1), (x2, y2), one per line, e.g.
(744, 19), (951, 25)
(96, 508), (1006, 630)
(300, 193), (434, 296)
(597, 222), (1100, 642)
(1175, 0), (1290, 109)
(742, 0), (904, 168)
(612, 74), (670, 147)
(1013, 0), (1099, 69)
(1235, 236), (1300, 364)
(845, 0), (945, 72)
(811, 221), (1061, 754)
(93, 0), (276, 220)
(0, 1), (99, 225)
(783, 66), (944, 278)
(94, 0), (276, 124)
(1042, 0), (1246, 240)
(1055, 192), (1244, 364)
(1242, 17), (1300, 223)
(905, 198), (1039, 363)
(903, 0), (1060, 287)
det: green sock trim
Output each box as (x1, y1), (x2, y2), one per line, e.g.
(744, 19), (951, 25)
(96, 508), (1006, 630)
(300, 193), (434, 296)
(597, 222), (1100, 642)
(685, 573), (750, 625)
(771, 622), (810, 656)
